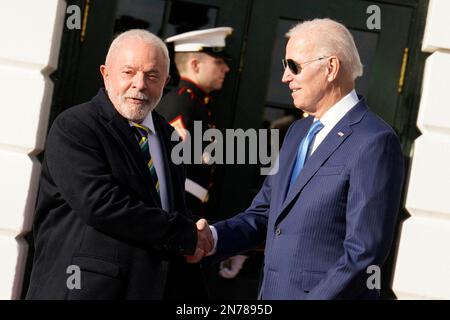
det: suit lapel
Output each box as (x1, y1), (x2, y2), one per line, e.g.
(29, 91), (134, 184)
(276, 118), (353, 223)
(92, 89), (162, 205)
(272, 118), (312, 215)
(108, 114), (158, 199)
(275, 99), (368, 222)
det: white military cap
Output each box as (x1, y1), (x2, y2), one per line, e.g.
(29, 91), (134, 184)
(165, 27), (233, 56)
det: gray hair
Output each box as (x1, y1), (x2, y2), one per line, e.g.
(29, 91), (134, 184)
(286, 18), (363, 80)
(105, 29), (170, 74)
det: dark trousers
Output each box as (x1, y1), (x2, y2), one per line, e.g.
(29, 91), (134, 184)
(164, 257), (209, 300)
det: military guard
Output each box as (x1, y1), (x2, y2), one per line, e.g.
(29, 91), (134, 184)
(157, 27), (233, 300)
(157, 27), (233, 217)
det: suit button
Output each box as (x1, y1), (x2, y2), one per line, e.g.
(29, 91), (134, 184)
(275, 228), (281, 236)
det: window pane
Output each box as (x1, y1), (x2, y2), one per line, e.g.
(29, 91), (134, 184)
(265, 18), (379, 109)
(165, 1), (218, 37)
(266, 19), (296, 109)
(114, 0), (166, 35)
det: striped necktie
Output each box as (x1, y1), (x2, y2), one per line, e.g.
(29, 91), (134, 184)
(130, 122), (161, 202)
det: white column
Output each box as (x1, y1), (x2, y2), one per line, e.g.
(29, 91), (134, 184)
(0, 0), (66, 299)
(393, 0), (450, 299)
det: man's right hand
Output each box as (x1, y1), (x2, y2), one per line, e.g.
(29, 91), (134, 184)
(185, 219), (214, 263)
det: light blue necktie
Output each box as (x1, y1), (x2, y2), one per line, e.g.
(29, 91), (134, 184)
(288, 119), (324, 191)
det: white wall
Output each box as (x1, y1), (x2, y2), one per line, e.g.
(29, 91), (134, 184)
(0, 0), (66, 299)
(393, 0), (450, 300)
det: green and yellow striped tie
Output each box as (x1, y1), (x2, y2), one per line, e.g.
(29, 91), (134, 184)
(130, 122), (160, 200)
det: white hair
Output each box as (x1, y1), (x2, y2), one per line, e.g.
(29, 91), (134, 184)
(105, 29), (170, 74)
(286, 18), (363, 80)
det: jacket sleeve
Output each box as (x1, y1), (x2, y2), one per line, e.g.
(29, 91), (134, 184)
(212, 173), (272, 259)
(211, 120), (297, 260)
(44, 111), (197, 255)
(307, 132), (405, 299)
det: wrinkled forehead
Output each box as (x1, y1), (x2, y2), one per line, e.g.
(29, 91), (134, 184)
(286, 33), (317, 59)
(108, 38), (166, 67)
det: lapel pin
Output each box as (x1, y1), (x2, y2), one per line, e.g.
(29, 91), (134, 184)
(337, 131), (344, 137)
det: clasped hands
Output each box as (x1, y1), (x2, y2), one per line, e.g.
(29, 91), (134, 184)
(185, 219), (214, 263)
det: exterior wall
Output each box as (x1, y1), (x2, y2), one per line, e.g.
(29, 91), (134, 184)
(393, 0), (450, 300)
(0, 0), (66, 299)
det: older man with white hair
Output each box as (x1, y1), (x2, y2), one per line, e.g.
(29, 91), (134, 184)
(26, 29), (213, 300)
(201, 18), (405, 300)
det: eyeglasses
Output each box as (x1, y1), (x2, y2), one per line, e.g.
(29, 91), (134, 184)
(281, 56), (329, 75)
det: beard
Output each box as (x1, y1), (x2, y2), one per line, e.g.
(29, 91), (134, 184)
(111, 90), (162, 123)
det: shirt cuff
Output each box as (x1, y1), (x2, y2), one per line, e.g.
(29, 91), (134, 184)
(207, 225), (218, 256)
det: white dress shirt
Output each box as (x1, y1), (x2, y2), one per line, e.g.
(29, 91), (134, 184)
(139, 112), (170, 212)
(310, 89), (359, 154)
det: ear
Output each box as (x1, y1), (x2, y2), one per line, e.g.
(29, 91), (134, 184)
(100, 65), (108, 81)
(190, 58), (201, 73)
(164, 75), (171, 86)
(326, 56), (340, 82)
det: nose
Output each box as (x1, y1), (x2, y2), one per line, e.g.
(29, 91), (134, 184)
(281, 66), (293, 83)
(132, 72), (146, 90)
(223, 63), (230, 73)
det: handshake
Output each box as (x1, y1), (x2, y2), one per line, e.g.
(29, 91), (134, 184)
(185, 218), (214, 263)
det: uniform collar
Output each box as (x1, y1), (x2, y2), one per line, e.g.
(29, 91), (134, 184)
(179, 77), (212, 105)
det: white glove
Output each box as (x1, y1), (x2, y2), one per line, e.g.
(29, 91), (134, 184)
(218, 255), (248, 279)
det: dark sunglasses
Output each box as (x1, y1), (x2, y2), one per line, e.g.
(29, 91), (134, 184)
(281, 56), (329, 75)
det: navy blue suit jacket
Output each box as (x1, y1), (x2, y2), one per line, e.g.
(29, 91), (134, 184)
(213, 98), (405, 299)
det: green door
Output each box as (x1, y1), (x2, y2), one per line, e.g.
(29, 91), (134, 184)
(219, 0), (420, 216)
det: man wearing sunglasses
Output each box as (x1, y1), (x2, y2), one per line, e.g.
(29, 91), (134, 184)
(197, 18), (405, 299)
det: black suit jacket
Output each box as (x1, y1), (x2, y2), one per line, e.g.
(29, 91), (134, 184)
(26, 89), (197, 299)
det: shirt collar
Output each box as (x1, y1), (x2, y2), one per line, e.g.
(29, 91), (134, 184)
(141, 111), (156, 135)
(129, 111), (156, 135)
(318, 89), (359, 128)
